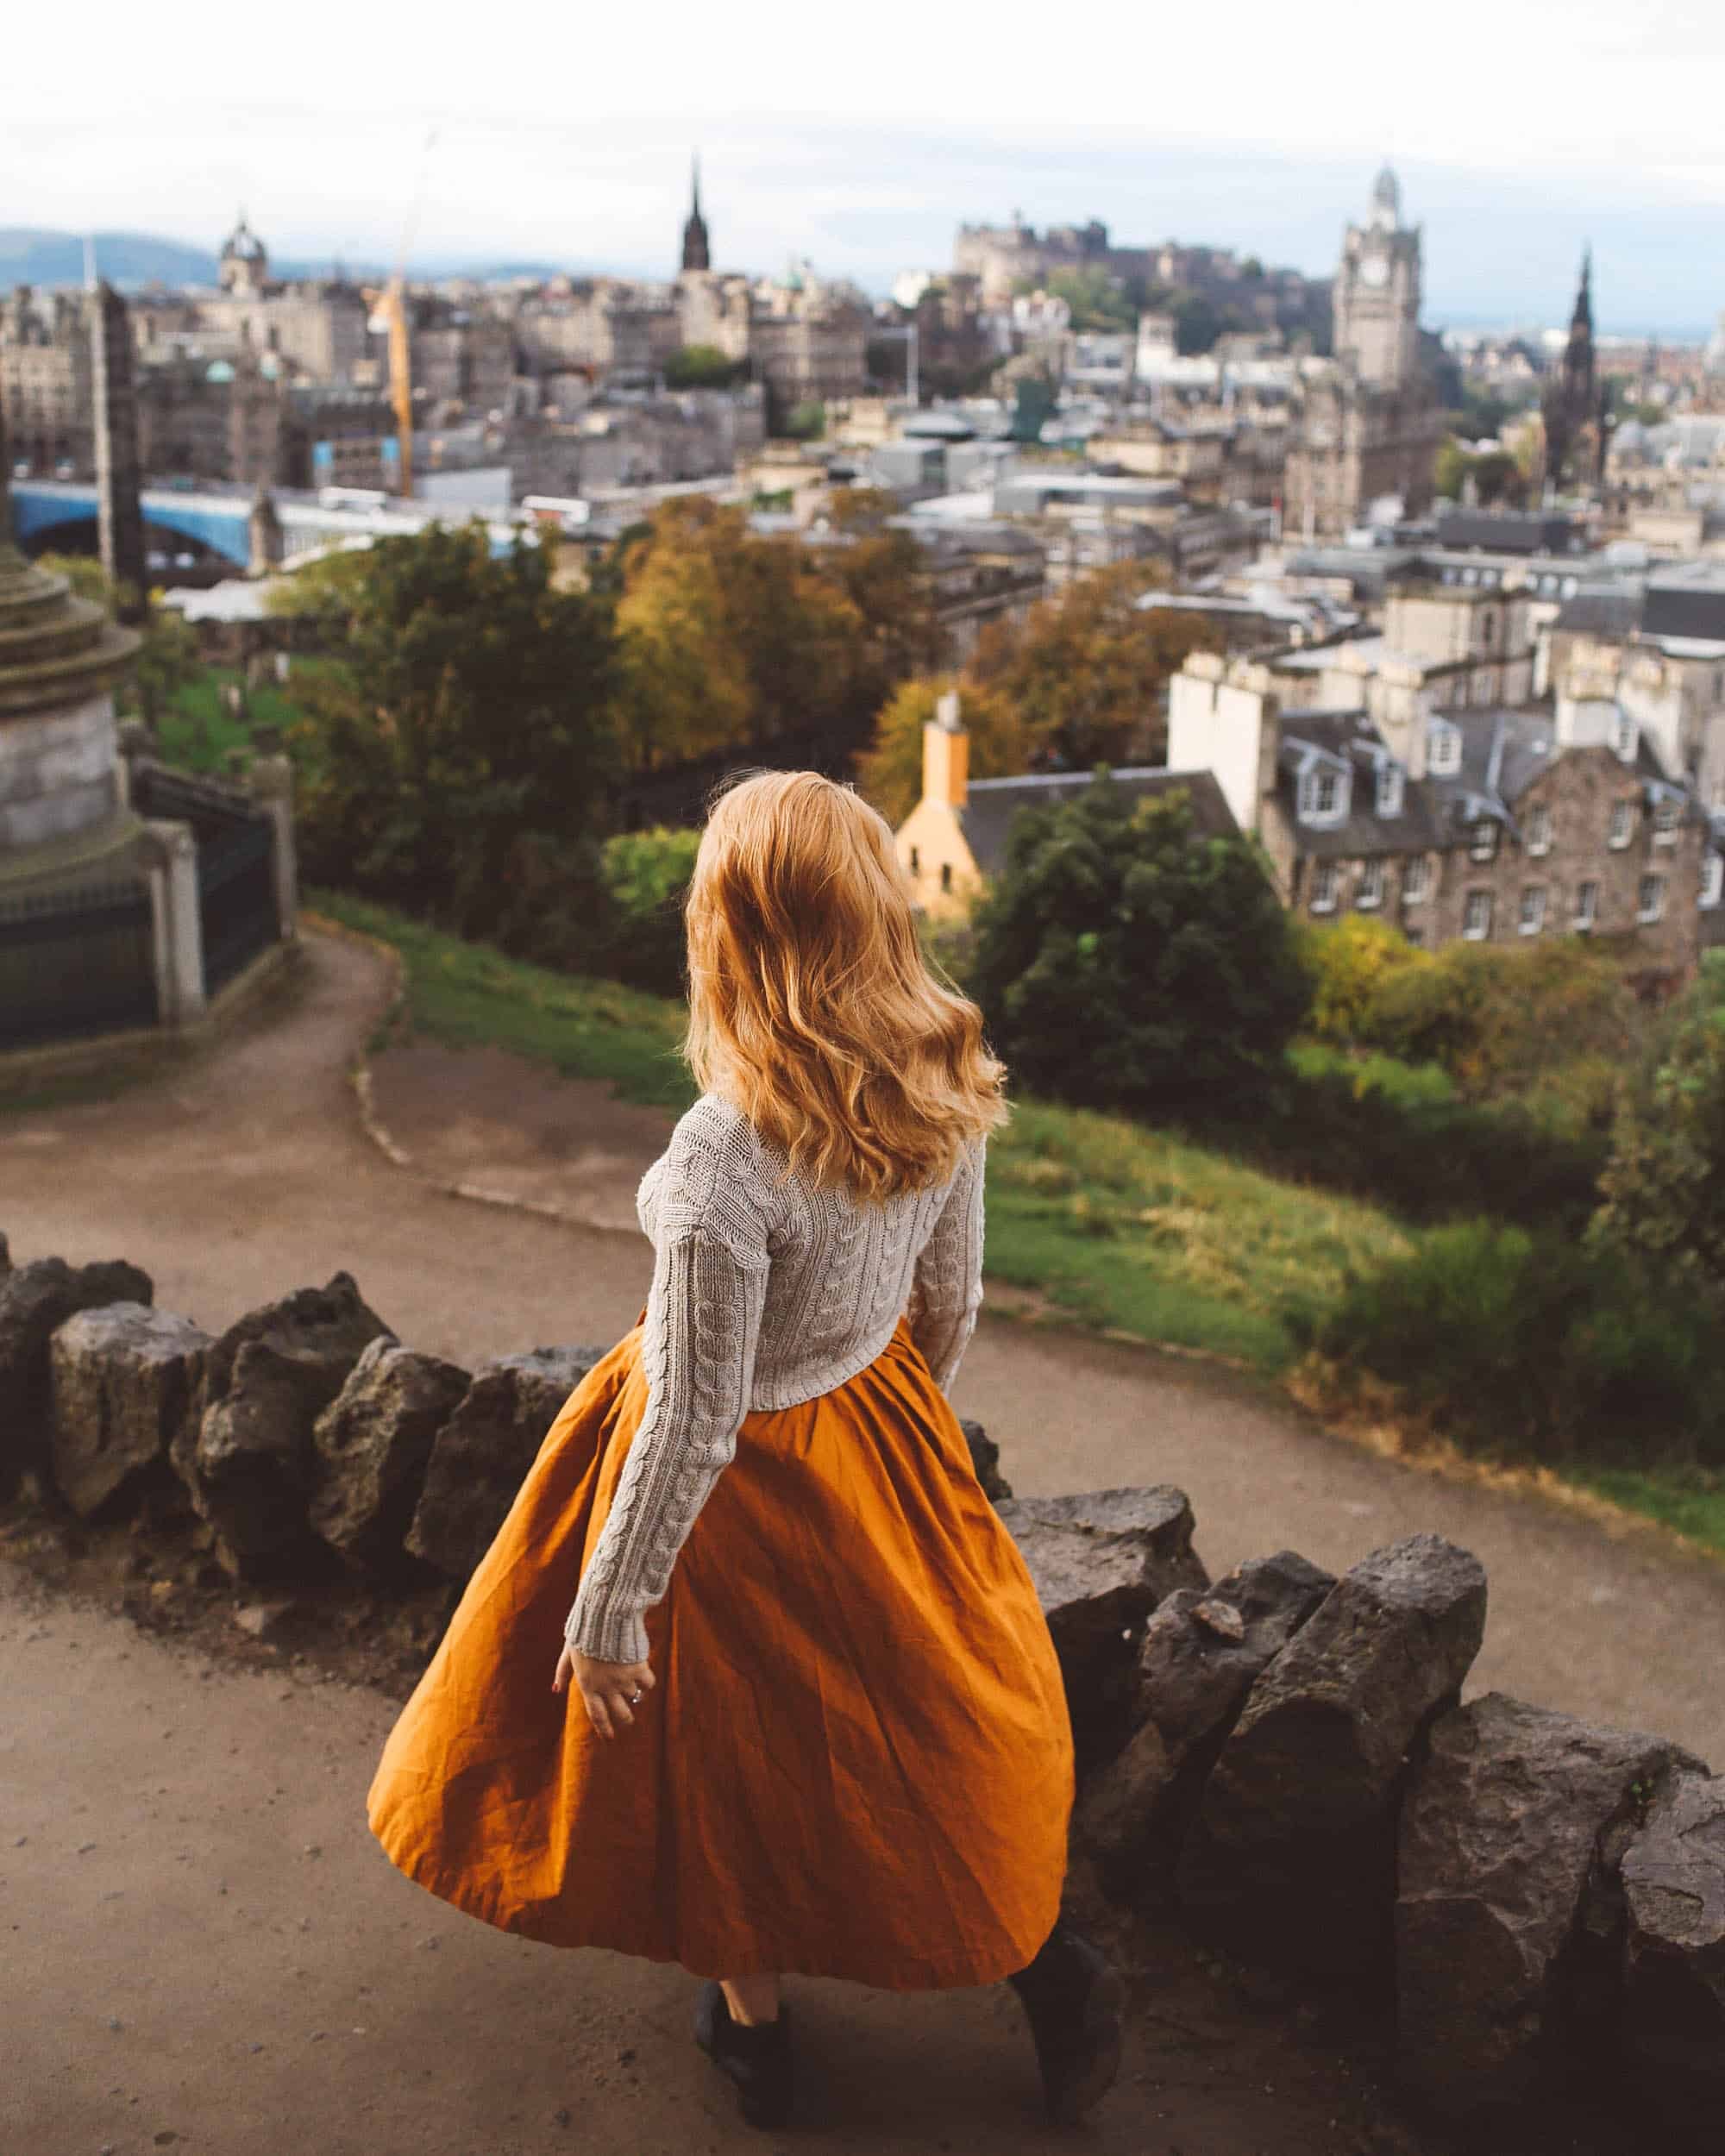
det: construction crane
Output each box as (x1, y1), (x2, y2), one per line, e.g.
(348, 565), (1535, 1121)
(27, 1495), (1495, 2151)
(365, 125), (439, 501)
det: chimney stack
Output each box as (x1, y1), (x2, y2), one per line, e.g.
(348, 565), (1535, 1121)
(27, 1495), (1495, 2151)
(923, 688), (969, 809)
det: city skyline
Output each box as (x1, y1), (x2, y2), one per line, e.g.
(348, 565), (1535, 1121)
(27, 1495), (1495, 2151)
(9, 0), (1725, 340)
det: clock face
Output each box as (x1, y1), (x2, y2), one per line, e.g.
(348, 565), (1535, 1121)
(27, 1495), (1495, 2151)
(1359, 254), (1390, 289)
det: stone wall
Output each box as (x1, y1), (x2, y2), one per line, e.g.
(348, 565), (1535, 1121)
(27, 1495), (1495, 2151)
(3, 1229), (1721, 2134)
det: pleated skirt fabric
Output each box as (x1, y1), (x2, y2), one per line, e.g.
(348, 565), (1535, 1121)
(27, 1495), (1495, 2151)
(366, 1307), (1075, 1990)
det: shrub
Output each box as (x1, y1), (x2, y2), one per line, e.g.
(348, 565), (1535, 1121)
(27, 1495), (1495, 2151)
(1297, 915), (1433, 1046)
(1311, 1220), (1725, 1469)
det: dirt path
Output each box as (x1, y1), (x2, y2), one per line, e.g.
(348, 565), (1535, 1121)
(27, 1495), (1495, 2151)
(4, 923), (1722, 2153)
(4, 1564), (1417, 2156)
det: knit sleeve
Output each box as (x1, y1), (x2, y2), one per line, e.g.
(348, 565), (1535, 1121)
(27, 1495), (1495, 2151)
(907, 1134), (986, 1397)
(564, 1100), (773, 1667)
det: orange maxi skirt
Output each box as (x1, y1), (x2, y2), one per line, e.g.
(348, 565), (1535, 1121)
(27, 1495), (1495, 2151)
(367, 1307), (1076, 1990)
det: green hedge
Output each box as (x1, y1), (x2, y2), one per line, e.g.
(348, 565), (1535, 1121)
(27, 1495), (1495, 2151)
(1304, 1219), (1725, 1470)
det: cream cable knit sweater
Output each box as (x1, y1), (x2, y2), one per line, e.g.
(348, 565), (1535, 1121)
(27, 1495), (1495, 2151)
(564, 1092), (987, 1665)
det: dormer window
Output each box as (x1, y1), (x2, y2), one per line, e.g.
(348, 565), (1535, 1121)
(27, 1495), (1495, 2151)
(1297, 766), (1348, 825)
(1612, 710), (1637, 761)
(1427, 718), (1462, 775)
(1376, 762), (1404, 818)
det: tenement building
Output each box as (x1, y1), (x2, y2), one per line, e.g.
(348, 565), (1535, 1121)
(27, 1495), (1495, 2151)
(1170, 642), (1722, 981)
(1282, 168), (1444, 538)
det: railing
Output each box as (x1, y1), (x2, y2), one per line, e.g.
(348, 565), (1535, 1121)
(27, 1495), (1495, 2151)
(0, 878), (158, 1050)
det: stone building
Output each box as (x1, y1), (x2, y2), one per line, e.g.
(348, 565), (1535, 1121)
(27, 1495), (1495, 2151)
(892, 691), (1237, 922)
(1, 287), (94, 475)
(1169, 644), (1722, 979)
(200, 216), (373, 385)
(1283, 168), (1444, 539)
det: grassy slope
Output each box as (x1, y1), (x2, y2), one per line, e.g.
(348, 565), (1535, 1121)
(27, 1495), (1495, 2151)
(157, 661), (334, 774)
(312, 889), (1411, 1376)
(310, 893), (1725, 1562)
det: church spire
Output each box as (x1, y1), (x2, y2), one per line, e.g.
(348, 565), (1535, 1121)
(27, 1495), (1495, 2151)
(680, 153), (711, 275)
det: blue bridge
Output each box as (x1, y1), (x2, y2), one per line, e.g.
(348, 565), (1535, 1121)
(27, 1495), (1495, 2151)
(9, 479), (524, 572)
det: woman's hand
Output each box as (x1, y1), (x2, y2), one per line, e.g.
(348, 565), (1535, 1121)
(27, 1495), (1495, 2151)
(554, 1642), (656, 1740)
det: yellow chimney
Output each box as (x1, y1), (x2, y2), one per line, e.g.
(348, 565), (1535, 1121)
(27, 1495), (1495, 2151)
(923, 690), (968, 809)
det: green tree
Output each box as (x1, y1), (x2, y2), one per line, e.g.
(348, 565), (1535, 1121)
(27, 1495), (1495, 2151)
(599, 825), (702, 996)
(1589, 955), (1725, 1303)
(664, 343), (743, 390)
(286, 520), (621, 956)
(781, 398), (826, 441)
(968, 774), (1310, 1117)
(1044, 266), (1134, 331)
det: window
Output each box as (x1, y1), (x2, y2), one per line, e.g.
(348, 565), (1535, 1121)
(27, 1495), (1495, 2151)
(1573, 879), (1599, 931)
(1309, 860), (1339, 913)
(939, 862), (952, 893)
(1653, 798), (1681, 845)
(1298, 767), (1346, 824)
(1609, 799), (1635, 849)
(1405, 924), (1426, 947)
(1357, 859), (1385, 910)
(1527, 803), (1552, 856)
(1519, 885), (1546, 936)
(1427, 719), (1462, 775)
(1402, 856), (1431, 904)
(1703, 854), (1724, 910)
(1377, 762), (1404, 818)
(1463, 890), (1493, 941)
(1638, 873), (1666, 924)
(1612, 710), (1637, 760)
(1470, 818), (1499, 863)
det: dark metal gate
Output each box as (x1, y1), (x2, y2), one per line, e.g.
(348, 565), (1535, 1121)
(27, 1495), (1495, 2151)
(0, 878), (159, 1050)
(134, 765), (279, 999)
(196, 815), (278, 994)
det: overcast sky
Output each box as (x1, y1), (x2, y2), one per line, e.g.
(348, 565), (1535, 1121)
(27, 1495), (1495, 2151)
(10, 0), (1725, 333)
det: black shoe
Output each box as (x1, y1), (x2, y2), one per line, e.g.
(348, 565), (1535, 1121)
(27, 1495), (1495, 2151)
(693, 1978), (794, 2130)
(1007, 1919), (1126, 2123)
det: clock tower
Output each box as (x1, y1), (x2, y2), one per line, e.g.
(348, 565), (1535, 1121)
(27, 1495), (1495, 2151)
(1333, 165), (1421, 390)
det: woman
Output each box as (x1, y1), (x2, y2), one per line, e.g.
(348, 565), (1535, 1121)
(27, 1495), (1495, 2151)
(367, 768), (1124, 2131)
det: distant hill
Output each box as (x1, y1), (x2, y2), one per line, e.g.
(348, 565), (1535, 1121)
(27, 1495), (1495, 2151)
(0, 229), (222, 289)
(0, 229), (630, 293)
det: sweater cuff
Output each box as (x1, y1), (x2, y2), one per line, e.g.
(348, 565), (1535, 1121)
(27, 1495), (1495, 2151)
(565, 1597), (650, 1670)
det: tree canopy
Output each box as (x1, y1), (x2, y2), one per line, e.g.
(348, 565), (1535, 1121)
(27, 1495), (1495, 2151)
(964, 567), (1225, 768)
(285, 519), (620, 955)
(968, 774), (1309, 1118)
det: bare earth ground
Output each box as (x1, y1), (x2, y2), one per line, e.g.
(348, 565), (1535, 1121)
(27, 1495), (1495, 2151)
(3, 924), (1718, 2155)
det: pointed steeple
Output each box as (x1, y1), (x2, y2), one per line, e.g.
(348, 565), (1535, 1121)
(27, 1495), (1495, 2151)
(680, 153), (711, 275)
(1572, 245), (1593, 332)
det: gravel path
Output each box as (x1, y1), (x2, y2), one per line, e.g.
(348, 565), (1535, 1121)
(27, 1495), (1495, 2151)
(5, 922), (1722, 2153)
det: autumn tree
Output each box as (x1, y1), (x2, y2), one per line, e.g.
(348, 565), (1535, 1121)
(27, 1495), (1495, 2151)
(966, 567), (1225, 767)
(610, 497), (883, 774)
(855, 676), (1034, 826)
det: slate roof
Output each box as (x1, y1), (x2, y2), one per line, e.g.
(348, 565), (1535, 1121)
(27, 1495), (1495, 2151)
(1552, 587), (1644, 637)
(1277, 700), (1712, 863)
(957, 767), (1239, 878)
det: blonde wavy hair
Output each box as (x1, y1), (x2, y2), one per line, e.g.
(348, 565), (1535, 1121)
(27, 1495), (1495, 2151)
(682, 768), (1011, 1201)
